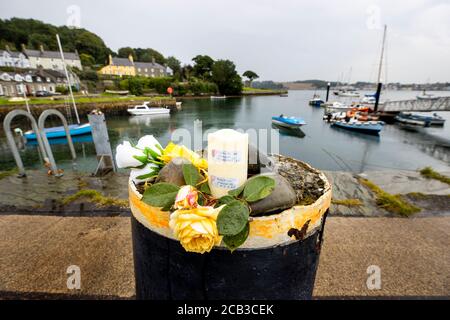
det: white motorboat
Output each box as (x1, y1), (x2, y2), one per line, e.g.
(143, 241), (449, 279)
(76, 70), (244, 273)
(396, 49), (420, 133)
(324, 101), (352, 112)
(127, 102), (170, 116)
(338, 90), (360, 97)
(210, 95), (227, 100)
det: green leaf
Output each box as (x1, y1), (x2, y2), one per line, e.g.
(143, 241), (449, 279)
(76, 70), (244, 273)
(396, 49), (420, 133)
(135, 170), (158, 180)
(144, 147), (161, 161)
(182, 163), (202, 186)
(243, 176), (276, 203)
(216, 195), (235, 207)
(217, 200), (249, 236)
(228, 184), (245, 197)
(133, 154), (148, 165)
(199, 182), (211, 195)
(142, 183), (180, 211)
(223, 222), (249, 252)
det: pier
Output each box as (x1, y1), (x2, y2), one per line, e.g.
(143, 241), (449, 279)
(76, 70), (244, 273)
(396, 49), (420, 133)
(379, 96), (450, 112)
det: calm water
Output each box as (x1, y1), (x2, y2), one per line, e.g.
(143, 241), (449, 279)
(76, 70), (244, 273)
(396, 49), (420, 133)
(1, 90), (449, 173)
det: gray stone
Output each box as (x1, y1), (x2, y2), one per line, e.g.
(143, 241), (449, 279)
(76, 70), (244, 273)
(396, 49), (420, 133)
(156, 157), (191, 186)
(249, 172), (297, 216)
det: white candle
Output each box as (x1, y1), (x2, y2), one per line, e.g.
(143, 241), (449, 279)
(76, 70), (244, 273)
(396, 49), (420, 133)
(207, 129), (249, 198)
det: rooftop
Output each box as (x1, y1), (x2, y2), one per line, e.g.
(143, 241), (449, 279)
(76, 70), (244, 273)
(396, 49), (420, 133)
(23, 49), (80, 61)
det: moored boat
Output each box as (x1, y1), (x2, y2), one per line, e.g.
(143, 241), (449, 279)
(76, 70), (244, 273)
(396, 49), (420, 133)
(210, 95), (227, 100)
(395, 112), (445, 126)
(416, 91), (439, 101)
(271, 115), (306, 128)
(127, 103), (170, 116)
(309, 94), (324, 106)
(25, 123), (92, 140)
(331, 120), (384, 135)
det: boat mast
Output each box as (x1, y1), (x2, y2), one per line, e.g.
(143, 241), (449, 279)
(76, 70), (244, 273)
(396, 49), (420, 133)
(56, 34), (80, 124)
(376, 25), (387, 84)
(374, 25), (387, 112)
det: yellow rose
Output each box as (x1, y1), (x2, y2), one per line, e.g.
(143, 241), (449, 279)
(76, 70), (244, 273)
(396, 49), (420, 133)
(160, 142), (208, 170)
(174, 185), (199, 209)
(169, 205), (224, 254)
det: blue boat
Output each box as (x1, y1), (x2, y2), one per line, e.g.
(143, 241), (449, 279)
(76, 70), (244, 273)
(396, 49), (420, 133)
(272, 115), (306, 129)
(331, 120), (384, 135)
(309, 98), (325, 106)
(24, 123), (92, 140)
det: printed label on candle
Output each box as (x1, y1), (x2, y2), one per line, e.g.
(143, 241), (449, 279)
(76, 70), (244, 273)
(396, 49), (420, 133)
(211, 149), (242, 163)
(210, 175), (239, 190)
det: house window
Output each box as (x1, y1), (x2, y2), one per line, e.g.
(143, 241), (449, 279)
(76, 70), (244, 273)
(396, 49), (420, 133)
(138, 68), (141, 72)
(0, 85), (3, 96)
(46, 77), (51, 82)
(145, 68), (148, 72)
(16, 84), (24, 94)
(151, 68), (154, 73)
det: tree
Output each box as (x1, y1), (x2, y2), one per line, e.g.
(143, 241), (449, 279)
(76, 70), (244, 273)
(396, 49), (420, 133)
(243, 70), (259, 87)
(117, 47), (136, 60)
(166, 56), (182, 80)
(80, 53), (95, 67)
(134, 48), (166, 64)
(211, 60), (243, 95)
(181, 64), (193, 82)
(192, 55), (214, 80)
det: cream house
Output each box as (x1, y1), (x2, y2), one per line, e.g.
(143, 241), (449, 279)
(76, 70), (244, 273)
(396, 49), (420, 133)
(23, 45), (82, 71)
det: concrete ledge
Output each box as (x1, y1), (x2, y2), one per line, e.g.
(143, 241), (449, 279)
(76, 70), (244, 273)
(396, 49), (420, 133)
(0, 215), (448, 299)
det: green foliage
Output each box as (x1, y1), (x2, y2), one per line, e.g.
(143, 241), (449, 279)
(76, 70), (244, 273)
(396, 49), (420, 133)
(192, 55), (214, 80)
(0, 18), (111, 64)
(61, 189), (128, 207)
(223, 222), (249, 252)
(142, 183), (180, 211)
(217, 200), (249, 236)
(117, 47), (136, 60)
(359, 178), (420, 216)
(182, 163), (202, 186)
(211, 60), (243, 95)
(216, 195), (236, 207)
(55, 85), (78, 94)
(79, 53), (96, 67)
(420, 167), (450, 185)
(242, 70), (259, 81)
(118, 47), (166, 65)
(166, 56), (181, 79)
(243, 176), (276, 202)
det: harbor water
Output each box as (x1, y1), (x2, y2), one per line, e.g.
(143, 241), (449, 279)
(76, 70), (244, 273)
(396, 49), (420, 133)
(0, 90), (449, 173)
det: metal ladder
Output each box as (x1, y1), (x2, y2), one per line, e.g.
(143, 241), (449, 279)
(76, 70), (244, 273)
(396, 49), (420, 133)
(3, 109), (76, 177)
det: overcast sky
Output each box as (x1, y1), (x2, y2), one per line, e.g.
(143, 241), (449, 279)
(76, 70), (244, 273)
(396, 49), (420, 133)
(1, 0), (449, 83)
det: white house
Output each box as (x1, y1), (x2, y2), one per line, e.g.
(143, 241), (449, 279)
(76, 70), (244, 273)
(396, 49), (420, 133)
(0, 48), (30, 68)
(23, 45), (82, 71)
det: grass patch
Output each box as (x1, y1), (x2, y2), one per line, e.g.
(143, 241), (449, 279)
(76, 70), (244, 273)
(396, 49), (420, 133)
(331, 198), (363, 207)
(0, 168), (18, 180)
(0, 95), (170, 106)
(61, 189), (128, 208)
(406, 192), (428, 200)
(420, 167), (450, 185)
(359, 178), (420, 217)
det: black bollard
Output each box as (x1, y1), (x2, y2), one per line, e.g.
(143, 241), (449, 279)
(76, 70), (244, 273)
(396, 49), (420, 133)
(374, 82), (383, 112)
(326, 82), (331, 102)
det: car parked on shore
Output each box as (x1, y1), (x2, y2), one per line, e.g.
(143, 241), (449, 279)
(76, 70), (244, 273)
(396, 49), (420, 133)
(35, 90), (53, 97)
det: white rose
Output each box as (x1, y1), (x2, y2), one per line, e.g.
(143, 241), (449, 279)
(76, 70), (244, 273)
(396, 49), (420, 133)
(136, 135), (162, 155)
(130, 163), (159, 184)
(115, 141), (147, 168)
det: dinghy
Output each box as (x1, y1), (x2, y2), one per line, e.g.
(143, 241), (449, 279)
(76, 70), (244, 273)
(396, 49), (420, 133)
(25, 123), (91, 140)
(271, 115), (306, 129)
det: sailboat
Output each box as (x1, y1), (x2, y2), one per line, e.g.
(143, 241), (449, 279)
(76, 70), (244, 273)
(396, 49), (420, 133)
(24, 34), (92, 140)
